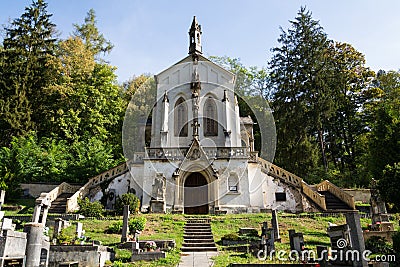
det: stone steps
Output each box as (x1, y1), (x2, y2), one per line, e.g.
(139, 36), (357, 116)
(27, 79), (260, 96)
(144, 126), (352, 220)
(318, 191), (352, 211)
(181, 217), (217, 252)
(48, 193), (74, 214)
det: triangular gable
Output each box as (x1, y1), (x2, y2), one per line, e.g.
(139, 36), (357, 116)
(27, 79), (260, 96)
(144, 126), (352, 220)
(155, 54), (235, 83)
(173, 138), (218, 178)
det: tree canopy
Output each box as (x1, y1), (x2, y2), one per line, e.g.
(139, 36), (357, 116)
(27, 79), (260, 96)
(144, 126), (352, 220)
(0, 3), (398, 209)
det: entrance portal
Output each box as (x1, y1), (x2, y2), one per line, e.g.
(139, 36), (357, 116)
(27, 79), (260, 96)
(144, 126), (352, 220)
(184, 173), (209, 214)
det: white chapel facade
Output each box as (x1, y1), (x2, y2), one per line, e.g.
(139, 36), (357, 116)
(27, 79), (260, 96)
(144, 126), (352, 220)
(88, 17), (343, 214)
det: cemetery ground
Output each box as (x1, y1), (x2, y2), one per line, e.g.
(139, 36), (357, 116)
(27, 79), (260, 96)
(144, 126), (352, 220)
(3, 199), (399, 266)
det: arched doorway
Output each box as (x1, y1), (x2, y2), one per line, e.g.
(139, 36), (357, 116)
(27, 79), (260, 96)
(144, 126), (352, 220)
(184, 173), (209, 214)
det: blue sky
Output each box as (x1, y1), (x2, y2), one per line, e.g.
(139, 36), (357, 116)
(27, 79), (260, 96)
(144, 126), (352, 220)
(1, 1), (400, 83)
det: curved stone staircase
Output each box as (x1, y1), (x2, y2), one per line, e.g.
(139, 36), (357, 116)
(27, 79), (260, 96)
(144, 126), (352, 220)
(41, 152), (355, 214)
(256, 157), (355, 212)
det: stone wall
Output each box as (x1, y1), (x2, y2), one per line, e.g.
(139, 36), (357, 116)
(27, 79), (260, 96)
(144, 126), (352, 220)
(20, 183), (59, 198)
(49, 245), (114, 267)
(343, 189), (371, 204)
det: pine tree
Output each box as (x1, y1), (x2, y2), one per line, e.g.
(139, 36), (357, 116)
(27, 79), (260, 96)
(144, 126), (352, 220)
(0, 0), (57, 145)
(73, 9), (113, 58)
(269, 7), (332, 178)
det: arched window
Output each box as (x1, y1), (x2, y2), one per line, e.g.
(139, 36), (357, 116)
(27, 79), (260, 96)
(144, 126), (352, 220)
(204, 98), (218, 136)
(174, 97), (188, 137)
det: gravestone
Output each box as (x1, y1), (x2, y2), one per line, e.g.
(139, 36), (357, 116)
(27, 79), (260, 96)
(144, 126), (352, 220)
(53, 218), (70, 239)
(131, 230), (140, 255)
(288, 229), (304, 254)
(327, 223), (352, 266)
(0, 229), (27, 267)
(260, 221), (274, 256)
(76, 222), (83, 239)
(345, 211), (368, 267)
(2, 218), (13, 231)
(370, 179), (389, 224)
(271, 209), (281, 241)
(53, 218), (63, 238)
(121, 205), (130, 243)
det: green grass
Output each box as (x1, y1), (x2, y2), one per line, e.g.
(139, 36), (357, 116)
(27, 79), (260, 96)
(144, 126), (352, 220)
(4, 199), (396, 267)
(57, 214), (185, 267)
(209, 213), (393, 267)
(2, 198), (36, 215)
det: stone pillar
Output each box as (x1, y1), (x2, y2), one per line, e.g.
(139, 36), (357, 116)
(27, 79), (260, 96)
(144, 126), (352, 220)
(24, 222), (44, 267)
(271, 209), (281, 241)
(345, 211), (368, 267)
(121, 205), (130, 242)
(41, 205), (49, 226)
(0, 190), (5, 210)
(32, 205), (42, 223)
(132, 231), (140, 255)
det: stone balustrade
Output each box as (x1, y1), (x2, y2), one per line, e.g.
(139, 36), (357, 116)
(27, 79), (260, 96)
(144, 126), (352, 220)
(317, 180), (355, 210)
(35, 182), (81, 214)
(257, 157), (327, 211)
(66, 162), (130, 212)
(301, 182), (327, 211)
(144, 147), (248, 160)
(257, 157), (303, 188)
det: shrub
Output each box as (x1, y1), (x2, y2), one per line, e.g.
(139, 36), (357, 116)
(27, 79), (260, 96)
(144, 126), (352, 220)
(365, 236), (394, 254)
(114, 193), (140, 215)
(393, 230), (400, 253)
(106, 220), (123, 234)
(57, 229), (74, 244)
(129, 217), (146, 233)
(78, 197), (104, 217)
(222, 233), (239, 241)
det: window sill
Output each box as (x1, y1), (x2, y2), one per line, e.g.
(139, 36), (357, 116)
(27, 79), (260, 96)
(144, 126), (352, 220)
(227, 191), (240, 195)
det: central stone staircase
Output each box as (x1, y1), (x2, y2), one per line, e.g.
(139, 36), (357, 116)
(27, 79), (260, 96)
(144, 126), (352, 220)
(48, 193), (74, 214)
(318, 191), (352, 210)
(181, 217), (217, 252)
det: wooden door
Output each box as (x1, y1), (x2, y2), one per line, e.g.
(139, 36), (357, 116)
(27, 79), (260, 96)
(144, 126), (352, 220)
(184, 173), (209, 214)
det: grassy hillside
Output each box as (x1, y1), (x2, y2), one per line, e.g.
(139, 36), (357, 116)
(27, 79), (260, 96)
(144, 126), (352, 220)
(55, 213), (388, 267)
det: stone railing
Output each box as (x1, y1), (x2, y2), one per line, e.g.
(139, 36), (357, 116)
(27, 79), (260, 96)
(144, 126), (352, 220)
(203, 147), (247, 159)
(133, 152), (145, 163)
(145, 147), (188, 160)
(317, 180), (356, 210)
(257, 157), (327, 211)
(258, 157), (303, 188)
(144, 147), (248, 160)
(36, 182), (81, 210)
(301, 182), (327, 211)
(66, 161), (130, 212)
